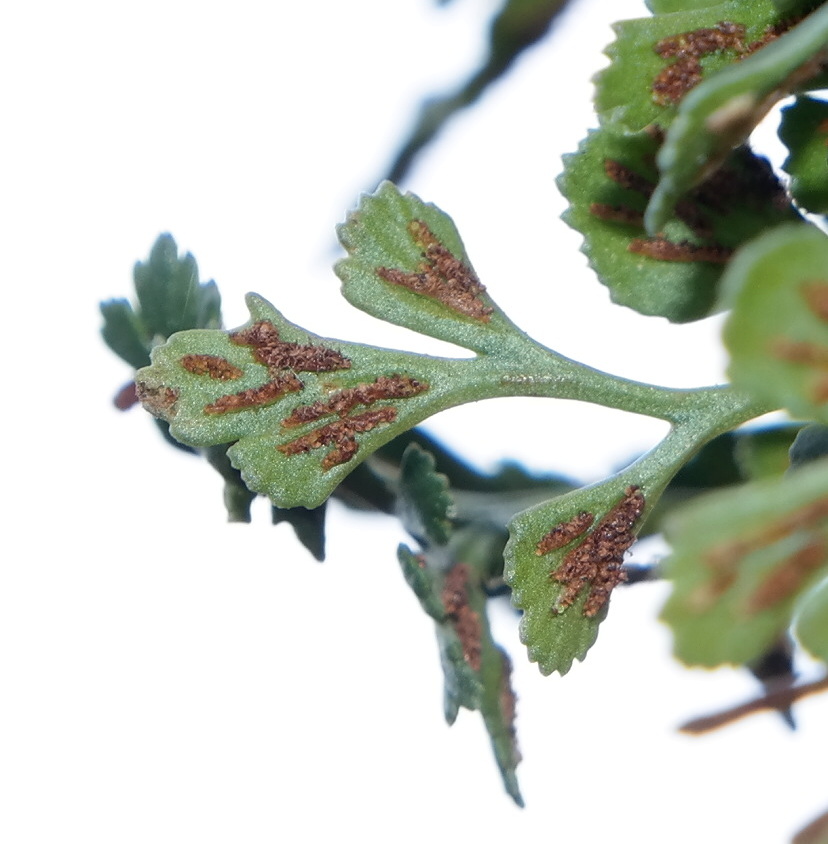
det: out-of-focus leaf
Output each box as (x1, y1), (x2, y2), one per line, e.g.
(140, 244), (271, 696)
(790, 424), (828, 469)
(734, 424), (802, 479)
(645, 4), (828, 233)
(134, 233), (221, 340)
(780, 95), (828, 214)
(271, 502), (327, 562)
(661, 458), (828, 666)
(793, 806), (828, 844)
(597, 1), (782, 133)
(203, 443), (257, 522)
(558, 126), (796, 322)
(398, 544), (449, 621)
(795, 575), (828, 662)
(397, 548), (523, 805)
(398, 443), (455, 545)
(384, 0), (572, 184)
(100, 299), (152, 369)
(723, 223), (828, 423)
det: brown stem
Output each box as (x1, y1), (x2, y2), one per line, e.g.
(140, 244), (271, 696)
(679, 675), (828, 735)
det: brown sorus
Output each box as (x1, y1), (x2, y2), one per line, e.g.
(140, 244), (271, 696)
(282, 374), (428, 427)
(536, 511), (595, 555)
(628, 237), (732, 264)
(180, 354), (243, 380)
(231, 320), (351, 373)
(442, 563), (483, 672)
(655, 22), (746, 59)
(278, 406), (397, 470)
(135, 382), (179, 418)
(549, 486), (645, 618)
(589, 203), (644, 226)
(652, 56), (703, 106)
(604, 160), (654, 196)
(376, 220), (493, 322)
(204, 374), (304, 414)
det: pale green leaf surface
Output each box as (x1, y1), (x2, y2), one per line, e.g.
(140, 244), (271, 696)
(646, 5), (828, 232)
(780, 95), (828, 214)
(336, 182), (519, 355)
(136, 294), (475, 508)
(661, 458), (828, 666)
(723, 223), (828, 423)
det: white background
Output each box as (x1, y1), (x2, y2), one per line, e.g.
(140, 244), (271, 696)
(2, 1), (826, 841)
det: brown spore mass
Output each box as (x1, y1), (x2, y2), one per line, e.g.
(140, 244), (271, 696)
(180, 354), (243, 380)
(589, 204), (644, 227)
(652, 22), (746, 106)
(652, 57), (703, 106)
(231, 320), (351, 373)
(549, 486), (645, 618)
(376, 220), (493, 322)
(536, 511), (595, 555)
(604, 160), (654, 196)
(135, 382), (179, 418)
(629, 237), (732, 264)
(655, 22), (746, 59)
(278, 406), (397, 470)
(204, 374), (304, 414)
(442, 563), (483, 672)
(282, 374), (428, 427)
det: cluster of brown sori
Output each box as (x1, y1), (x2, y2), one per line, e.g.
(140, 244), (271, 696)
(536, 486), (645, 618)
(652, 18), (798, 106)
(376, 219), (494, 322)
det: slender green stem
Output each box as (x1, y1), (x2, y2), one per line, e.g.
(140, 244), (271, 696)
(450, 337), (774, 429)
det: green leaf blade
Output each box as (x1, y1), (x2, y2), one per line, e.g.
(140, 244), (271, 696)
(133, 234), (222, 340)
(558, 127), (793, 322)
(136, 293), (488, 509)
(505, 480), (647, 675)
(398, 443), (455, 546)
(597, 2), (781, 133)
(335, 182), (519, 354)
